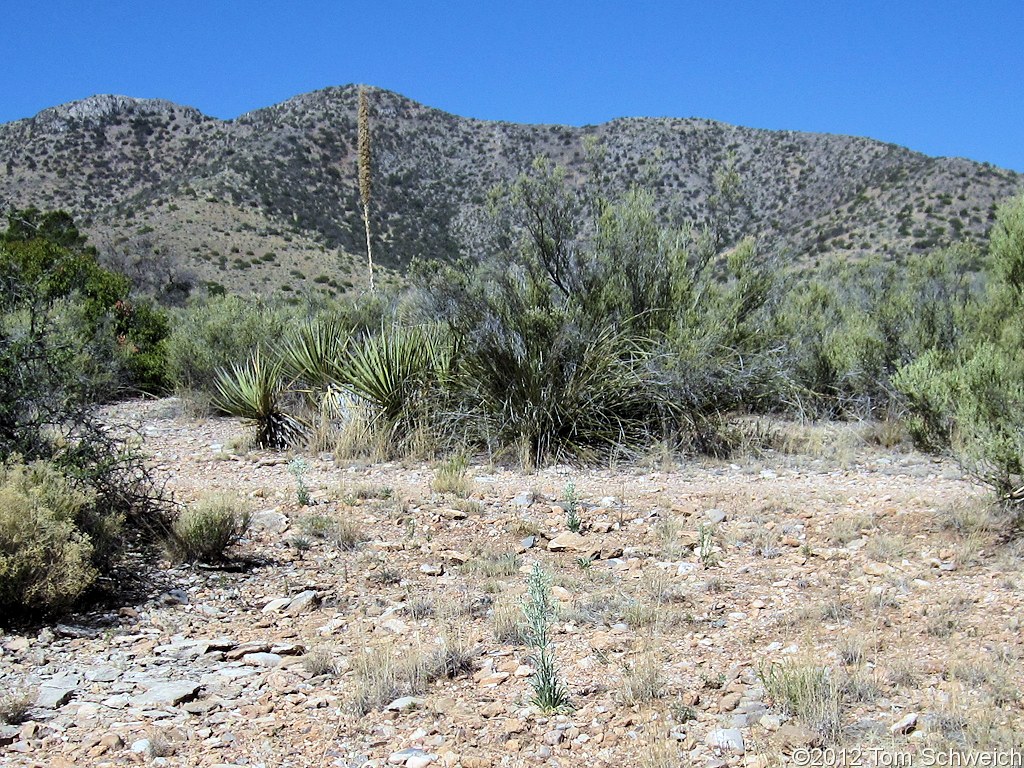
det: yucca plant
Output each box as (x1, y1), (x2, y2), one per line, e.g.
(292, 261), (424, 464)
(213, 350), (305, 448)
(340, 324), (451, 431)
(278, 317), (350, 395)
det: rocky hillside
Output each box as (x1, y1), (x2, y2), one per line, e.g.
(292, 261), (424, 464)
(1, 86), (1021, 297)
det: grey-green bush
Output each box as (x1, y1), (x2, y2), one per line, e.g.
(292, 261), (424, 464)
(167, 495), (251, 563)
(0, 460), (102, 616)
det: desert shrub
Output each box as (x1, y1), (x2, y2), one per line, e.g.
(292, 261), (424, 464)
(0, 208), (171, 395)
(0, 682), (34, 725)
(778, 245), (975, 417)
(0, 212), (169, 620)
(166, 495), (251, 563)
(0, 460), (105, 616)
(164, 294), (300, 393)
(896, 195), (1024, 505)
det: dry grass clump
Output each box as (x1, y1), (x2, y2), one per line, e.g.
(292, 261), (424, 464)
(492, 594), (528, 644)
(461, 550), (521, 578)
(297, 512), (364, 550)
(0, 683), (34, 725)
(619, 651), (664, 706)
(303, 644), (342, 677)
(349, 645), (431, 714)
(166, 494), (250, 563)
(864, 533), (905, 562)
(760, 661), (844, 744)
(431, 454), (473, 498)
(428, 620), (478, 680)
(639, 729), (683, 768)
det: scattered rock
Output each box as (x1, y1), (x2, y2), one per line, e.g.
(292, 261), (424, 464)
(705, 728), (745, 754)
(386, 696), (426, 712)
(36, 675), (79, 709)
(775, 723), (821, 750)
(547, 531), (602, 559)
(890, 712), (919, 735)
(705, 509), (727, 524)
(130, 680), (202, 708)
(511, 491), (535, 508)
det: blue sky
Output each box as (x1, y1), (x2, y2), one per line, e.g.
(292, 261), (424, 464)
(2, 1), (1021, 171)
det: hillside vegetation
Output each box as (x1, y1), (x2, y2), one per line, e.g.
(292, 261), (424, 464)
(0, 86), (1020, 297)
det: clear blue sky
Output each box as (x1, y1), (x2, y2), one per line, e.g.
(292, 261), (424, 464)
(2, 1), (1021, 171)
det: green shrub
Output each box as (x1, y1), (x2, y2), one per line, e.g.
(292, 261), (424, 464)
(164, 294), (300, 393)
(0, 460), (101, 616)
(899, 345), (1024, 496)
(167, 495), (251, 563)
(778, 245), (974, 417)
(759, 662), (843, 744)
(416, 163), (781, 463)
(0, 208), (171, 396)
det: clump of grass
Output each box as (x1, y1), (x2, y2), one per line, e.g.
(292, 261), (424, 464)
(887, 660), (919, 689)
(925, 607), (958, 638)
(493, 595), (529, 643)
(821, 598), (854, 622)
(166, 494), (250, 562)
(837, 635), (865, 667)
(367, 565), (401, 586)
(297, 512), (363, 551)
(432, 454), (472, 497)
(428, 621), (477, 680)
(749, 527), (781, 558)
(402, 597), (436, 620)
(303, 645), (341, 677)
(619, 651), (664, 706)
(0, 683), (34, 725)
(349, 645), (430, 714)
(937, 499), (999, 535)
(861, 417), (907, 449)
(826, 514), (872, 546)
(462, 550), (521, 578)
(703, 576), (727, 593)
(759, 661), (844, 744)
(655, 515), (691, 560)
(508, 518), (542, 537)
(865, 533), (904, 562)
(623, 598), (658, 630)
(640, 730), (682, 768)
(840, 669), (880, 703)
(350, 484), (392, 501)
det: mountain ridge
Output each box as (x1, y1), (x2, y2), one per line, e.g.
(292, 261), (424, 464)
(1, 84), (1021, 299)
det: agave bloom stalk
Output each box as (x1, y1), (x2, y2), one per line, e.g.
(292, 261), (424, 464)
(358, 87), (375, 293)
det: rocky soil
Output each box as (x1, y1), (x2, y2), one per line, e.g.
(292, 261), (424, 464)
(1, 399), (1021, 767)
